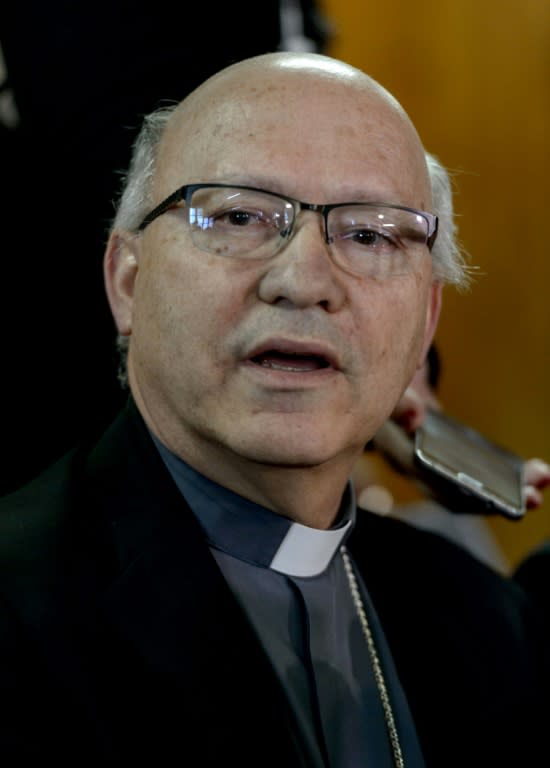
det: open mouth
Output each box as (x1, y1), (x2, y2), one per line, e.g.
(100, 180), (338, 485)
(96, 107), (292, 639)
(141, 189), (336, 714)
(250, 350), (331, 372)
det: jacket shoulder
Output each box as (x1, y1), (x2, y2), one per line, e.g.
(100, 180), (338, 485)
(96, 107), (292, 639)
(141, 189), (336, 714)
(0, 448), (81, 557)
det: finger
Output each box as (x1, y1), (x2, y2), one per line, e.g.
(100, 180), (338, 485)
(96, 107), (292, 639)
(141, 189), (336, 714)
(524, 458), (550, 491)
(391, 387), (426, 434)
(524, 484), (543, 510)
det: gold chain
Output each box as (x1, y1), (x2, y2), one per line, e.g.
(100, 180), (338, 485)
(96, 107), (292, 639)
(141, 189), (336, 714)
(340, 545), (405, 768)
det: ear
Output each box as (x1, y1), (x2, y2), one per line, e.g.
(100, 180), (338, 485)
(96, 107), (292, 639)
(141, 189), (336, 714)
(103, 230), (140, 336)
(418, 281), (443, 366)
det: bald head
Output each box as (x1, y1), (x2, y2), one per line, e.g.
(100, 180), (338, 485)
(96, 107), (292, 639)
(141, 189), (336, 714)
(151, 51), (432, 212)
(182, 50), (406, 113)
(113, 51), (435, 239)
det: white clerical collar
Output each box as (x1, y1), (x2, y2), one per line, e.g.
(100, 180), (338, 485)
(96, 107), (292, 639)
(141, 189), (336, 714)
(269, 514), (353, 577)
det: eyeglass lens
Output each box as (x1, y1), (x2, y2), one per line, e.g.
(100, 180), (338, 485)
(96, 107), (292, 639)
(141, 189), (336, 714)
(186, 186), (431, 278)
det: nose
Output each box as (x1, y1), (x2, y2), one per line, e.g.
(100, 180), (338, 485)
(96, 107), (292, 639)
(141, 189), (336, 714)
(257, 214), (347, 311)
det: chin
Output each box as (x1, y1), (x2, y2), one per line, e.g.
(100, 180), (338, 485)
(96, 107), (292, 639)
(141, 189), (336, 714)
(234, 428), (348, 469)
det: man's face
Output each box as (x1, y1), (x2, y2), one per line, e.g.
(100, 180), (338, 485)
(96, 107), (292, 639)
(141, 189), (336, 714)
(108, 60), (441, 486)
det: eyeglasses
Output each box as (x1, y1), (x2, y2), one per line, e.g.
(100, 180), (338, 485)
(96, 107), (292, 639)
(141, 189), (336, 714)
(137, 183), (438, 280)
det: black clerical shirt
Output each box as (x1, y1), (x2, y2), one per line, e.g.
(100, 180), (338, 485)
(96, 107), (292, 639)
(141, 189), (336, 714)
(153, 435), (425, 768)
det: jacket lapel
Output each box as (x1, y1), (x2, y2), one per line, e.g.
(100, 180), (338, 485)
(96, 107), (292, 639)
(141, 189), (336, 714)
(82, 400), (313, 765)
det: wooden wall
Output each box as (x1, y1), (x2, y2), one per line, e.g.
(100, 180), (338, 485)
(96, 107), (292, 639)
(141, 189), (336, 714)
(322, 0), (550, 568)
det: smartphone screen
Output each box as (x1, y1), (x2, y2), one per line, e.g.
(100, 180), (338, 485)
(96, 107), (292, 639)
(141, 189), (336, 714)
(414, 409), (526, 520)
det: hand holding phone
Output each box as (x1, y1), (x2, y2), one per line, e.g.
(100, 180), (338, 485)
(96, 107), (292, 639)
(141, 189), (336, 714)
(373, 409), (526, 520)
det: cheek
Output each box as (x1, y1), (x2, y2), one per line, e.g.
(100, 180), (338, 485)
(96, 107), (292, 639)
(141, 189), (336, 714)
(353, 280), (431, 393)
(133, 247), (250, 366)
(129, 251), (198, 382)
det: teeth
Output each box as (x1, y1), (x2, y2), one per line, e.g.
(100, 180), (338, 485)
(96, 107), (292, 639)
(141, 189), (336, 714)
(252, 350), (329, 372)
(261, 360), (311, 372)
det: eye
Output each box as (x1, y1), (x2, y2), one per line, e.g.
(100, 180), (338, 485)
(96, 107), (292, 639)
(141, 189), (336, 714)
(225, 208), (265, 227)
(340, 227), (399, 250)
(214, 206), (269, 229)
(350, 229), (394, 247)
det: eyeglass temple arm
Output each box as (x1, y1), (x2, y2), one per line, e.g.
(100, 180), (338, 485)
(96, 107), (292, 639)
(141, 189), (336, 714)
(137, 188), (187, 231)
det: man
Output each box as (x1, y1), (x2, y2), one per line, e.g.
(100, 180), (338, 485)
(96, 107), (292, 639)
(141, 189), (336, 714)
(0, 52), (545, 766)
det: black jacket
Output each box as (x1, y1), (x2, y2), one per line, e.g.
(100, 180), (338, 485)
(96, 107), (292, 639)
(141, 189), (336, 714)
(0, 400), (545, 766)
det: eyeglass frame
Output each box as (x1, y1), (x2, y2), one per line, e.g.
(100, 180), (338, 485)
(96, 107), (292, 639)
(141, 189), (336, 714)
(136, 182), (439, 252)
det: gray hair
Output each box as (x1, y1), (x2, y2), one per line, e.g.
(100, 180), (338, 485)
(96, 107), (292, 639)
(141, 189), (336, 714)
(112, 105), (178, 232)
(111, 108), (471, 387)
(425, 151), (472, 288)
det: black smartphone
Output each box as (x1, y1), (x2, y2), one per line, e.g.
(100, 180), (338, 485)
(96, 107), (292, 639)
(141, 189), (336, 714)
(413, 408), (526, 520)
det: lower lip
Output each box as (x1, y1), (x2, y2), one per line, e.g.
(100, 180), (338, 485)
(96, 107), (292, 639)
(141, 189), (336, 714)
(241, 360), (340, 388)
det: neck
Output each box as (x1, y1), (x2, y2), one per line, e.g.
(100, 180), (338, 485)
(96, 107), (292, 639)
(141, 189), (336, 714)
(218, 461), (354, 529)
(167, 438), (356, 529)
(135, 392), (361, 529)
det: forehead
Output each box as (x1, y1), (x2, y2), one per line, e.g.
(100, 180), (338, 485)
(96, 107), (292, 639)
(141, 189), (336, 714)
(154, 63), (431, 207)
